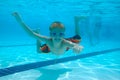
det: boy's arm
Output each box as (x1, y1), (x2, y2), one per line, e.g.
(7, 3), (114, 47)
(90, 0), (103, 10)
(63, 39), (83, 53)
(12, 12), (49, 42)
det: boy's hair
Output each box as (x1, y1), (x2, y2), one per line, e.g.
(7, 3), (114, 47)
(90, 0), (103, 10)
(49, 21), (65, 31)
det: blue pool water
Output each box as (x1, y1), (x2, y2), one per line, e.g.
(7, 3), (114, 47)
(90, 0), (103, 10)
(0, 0), (120, 80)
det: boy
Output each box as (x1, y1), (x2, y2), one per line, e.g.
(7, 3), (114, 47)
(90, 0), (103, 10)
(12, 12), (83, 55)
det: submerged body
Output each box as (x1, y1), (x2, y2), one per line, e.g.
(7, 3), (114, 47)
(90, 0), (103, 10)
(12, 12), (84, 55)
(40, 35), (81, 55)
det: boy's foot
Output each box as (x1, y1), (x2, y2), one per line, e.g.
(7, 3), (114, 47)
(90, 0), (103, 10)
(74, 16), (86, 22)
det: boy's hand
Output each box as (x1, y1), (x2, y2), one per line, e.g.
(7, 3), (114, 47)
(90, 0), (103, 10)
(12, 12), (22, 22)
(12, 12), (20, 17)
(73, 45), (83, 54)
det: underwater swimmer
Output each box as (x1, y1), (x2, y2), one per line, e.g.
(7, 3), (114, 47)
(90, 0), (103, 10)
(12, 12), (84, 55)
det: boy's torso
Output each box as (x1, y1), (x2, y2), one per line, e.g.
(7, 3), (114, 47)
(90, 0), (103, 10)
(46, 39), (67, 55)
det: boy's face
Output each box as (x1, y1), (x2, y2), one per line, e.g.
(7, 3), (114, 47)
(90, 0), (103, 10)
(50, 28), (65, 42)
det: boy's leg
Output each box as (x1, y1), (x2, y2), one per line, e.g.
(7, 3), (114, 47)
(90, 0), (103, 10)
(74, 16), (86, 36)
(74, 16), (80, 35)
(36, 39), (42, 53)
(93, 16), (102, 44)
(74, 16), (86, 41)
(33, 29), (42, 53)
(65, 16), (85, 44)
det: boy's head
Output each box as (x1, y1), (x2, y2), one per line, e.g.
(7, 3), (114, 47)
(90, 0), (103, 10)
(49, 21), (65, 41)
(49, 21), (65, 32)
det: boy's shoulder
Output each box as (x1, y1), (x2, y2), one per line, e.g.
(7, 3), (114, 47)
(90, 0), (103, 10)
(46, 37), (52, 41)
